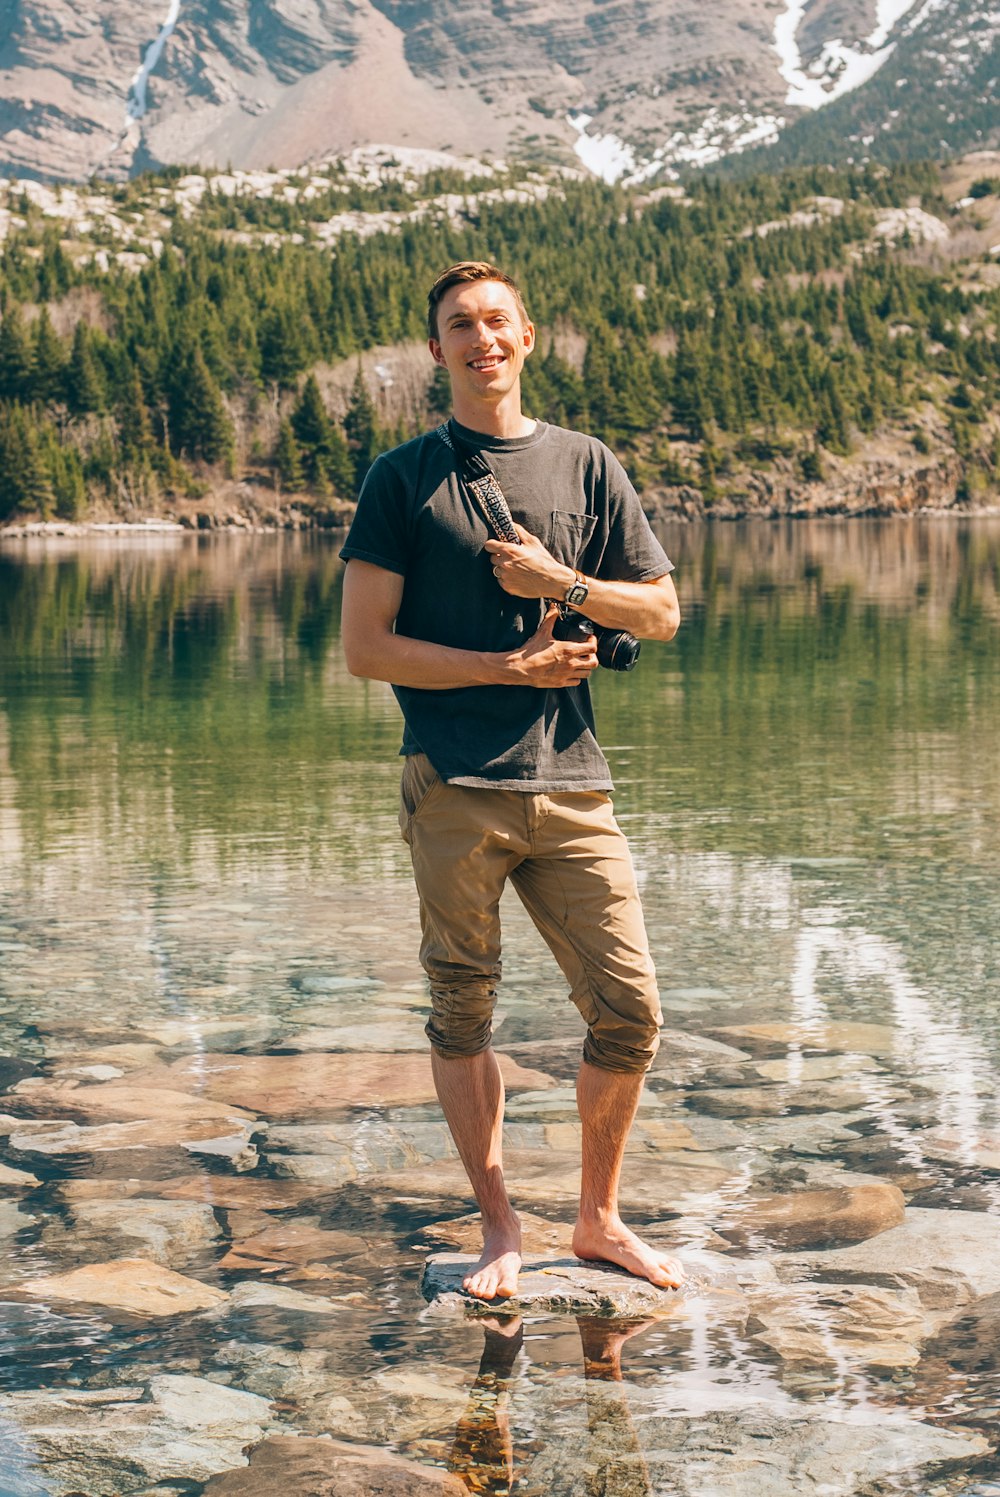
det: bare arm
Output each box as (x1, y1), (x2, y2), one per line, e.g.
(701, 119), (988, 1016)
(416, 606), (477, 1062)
(485, 526), (681, 641)
(341, 559), (598, 689)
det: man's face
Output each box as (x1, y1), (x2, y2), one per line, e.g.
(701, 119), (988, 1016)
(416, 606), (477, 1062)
(428, 280), (535, 404)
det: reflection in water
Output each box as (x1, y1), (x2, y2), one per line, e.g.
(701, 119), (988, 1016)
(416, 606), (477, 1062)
(1, 521), (999, 1493)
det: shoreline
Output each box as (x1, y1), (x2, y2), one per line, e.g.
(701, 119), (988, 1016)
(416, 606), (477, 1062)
(4, 505), (1000, 541)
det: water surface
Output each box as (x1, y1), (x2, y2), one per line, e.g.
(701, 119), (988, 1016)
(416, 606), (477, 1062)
(0, 521), (998, 1495)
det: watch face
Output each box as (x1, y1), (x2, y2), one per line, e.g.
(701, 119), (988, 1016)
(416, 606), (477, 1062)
(566, 581), (589, 606)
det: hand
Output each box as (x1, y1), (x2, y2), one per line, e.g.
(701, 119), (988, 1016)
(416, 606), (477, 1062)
(485, 524), (575, 600)
(507, 606), (597, 687)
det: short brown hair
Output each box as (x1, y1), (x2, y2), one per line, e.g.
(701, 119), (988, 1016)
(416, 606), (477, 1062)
(427, 261), (529, 340)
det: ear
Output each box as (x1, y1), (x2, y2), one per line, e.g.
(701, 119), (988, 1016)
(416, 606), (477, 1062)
(428, 338), (446, 368)
(521, 320), (536, 358)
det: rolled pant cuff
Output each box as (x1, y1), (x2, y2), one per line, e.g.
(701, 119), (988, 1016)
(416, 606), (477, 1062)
(582, 1029), (660, 1075)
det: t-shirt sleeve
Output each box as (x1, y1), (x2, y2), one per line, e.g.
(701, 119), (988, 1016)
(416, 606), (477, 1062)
(597, 446), (674, 582)
(338, 454), (410, 575)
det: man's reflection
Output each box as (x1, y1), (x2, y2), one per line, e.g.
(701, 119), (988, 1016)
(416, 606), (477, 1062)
(447, 1315), (655, 1497)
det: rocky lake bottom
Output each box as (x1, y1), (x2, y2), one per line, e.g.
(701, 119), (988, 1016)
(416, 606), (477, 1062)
(0, 520), (998, 1494)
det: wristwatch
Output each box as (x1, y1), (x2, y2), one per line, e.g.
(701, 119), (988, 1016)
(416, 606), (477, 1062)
(563, 571), (590, 608)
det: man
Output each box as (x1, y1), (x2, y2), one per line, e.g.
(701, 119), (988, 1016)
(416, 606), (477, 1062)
(340, 261), (683, 1299)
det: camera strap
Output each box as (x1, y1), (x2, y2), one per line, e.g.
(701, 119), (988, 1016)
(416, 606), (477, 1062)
(435, 422), (520, 545)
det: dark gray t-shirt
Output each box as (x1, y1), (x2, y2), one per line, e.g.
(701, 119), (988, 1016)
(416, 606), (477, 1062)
(339, 419), (672, 790)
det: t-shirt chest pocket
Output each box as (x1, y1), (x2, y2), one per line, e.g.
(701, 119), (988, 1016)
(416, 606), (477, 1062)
(547, 510), (597, 568)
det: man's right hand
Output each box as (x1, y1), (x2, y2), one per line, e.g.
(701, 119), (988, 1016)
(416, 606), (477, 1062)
(505, 607), (598, 687)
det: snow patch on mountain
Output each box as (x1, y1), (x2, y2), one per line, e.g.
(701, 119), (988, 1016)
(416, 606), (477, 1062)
(773, 0), (924, 110)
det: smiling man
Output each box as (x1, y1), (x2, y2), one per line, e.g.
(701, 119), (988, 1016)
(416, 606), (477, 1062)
(339, 261), (683, 1300)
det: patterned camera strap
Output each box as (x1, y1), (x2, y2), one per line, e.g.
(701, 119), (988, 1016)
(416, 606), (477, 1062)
(435, 422), (520, 545)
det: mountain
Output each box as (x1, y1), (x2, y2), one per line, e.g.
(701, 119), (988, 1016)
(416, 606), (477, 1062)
(0, 0), (996, 184)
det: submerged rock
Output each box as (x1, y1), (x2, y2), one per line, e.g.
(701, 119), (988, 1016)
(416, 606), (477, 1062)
(202, 1434), (467, 1495)
(7, 1077), (257, 1125)
(218, 1216), (365, 1275)
(776, 1207), (1000, 1310)
(12, 1257), (228, 1316)
(41, 1199), (221, 1271)
(716, 1183), (905, 1250)
(745, 1281), (928, 1368)
(0, 1162), (38, 1188)
(128, 1050), (554, 1118)
(706, 1021), (899, 1058)
(523, 1396), (989, 1497)
(0, 1374), (278, 1495)
(4, 1114), (260, 1178)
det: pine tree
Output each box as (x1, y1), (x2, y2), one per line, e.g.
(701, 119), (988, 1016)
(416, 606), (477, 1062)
(65, 322), (105, 415)
(171, 347), (234, 465)
(31, 309), (65, 405)
(275, 419), (304, 492)
(343, 369), (380, 493)
(0, 308), (32, 402)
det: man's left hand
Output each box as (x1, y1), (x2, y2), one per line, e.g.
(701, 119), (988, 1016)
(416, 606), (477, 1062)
(485, 525), (574, 599)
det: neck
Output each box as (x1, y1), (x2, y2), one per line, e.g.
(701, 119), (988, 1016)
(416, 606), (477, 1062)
(450, 385), (536, 440)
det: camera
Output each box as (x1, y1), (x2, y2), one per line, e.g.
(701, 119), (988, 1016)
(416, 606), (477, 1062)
(551, 608), (641, 672)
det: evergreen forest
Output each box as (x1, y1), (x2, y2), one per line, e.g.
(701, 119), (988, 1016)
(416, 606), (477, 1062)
(0, 157), (998, 523)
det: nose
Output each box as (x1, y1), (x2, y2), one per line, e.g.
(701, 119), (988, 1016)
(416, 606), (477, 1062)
(470, 320), (493, 348)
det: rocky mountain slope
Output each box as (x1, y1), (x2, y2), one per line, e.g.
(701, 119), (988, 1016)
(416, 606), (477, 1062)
(0, 0), (995, 184)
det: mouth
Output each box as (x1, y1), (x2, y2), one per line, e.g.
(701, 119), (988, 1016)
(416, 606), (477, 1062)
(468, 355), (506, 371)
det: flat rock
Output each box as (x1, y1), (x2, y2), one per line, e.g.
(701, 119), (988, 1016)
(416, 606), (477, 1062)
(275, 1022), (428, 1053)
(41, 1199), (221, 1270)
(56, 1173), (322, 1211)
(218, 1216), (363, 1273)
(0, 1374), (277, 1495)
(218, 1280), (345, 1316)
(8, 1077), (257, 1124)
(688, 1081), (876, 1118)
(776, 1207), (1000, 1310)
(129, 1050), (554, 1118)
(754, 1054), (882, 1083)
(716, 1183), (905, 1250)
(5, 1116), (257, 1175)
(706, 1021), (899, 1058)
(137, 1014), (281, 1048)
(746, 1282), (928, 1369)
(262, 1116), (466, 1185)
(202, 1435), (467, 1495)
(523, 1397), (988, 1496)
(419, 1245), (766, 1317)
(0, 1161), (39, 1188)
(916, 1128), (1000, 1172)
(11, 1257), (228, 1316)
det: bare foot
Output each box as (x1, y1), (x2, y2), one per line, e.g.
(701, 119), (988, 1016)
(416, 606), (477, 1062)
(573, 1216), (684, 1290)
(463, 1217), (522, 1301)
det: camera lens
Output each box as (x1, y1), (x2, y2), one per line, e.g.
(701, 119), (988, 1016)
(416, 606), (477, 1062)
(596, 630), (641, 672)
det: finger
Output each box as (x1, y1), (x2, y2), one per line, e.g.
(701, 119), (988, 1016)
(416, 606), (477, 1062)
(512, 523), (535, 542)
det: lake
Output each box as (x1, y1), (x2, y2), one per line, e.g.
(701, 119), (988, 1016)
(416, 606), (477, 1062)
(0, 519), (998, 1495)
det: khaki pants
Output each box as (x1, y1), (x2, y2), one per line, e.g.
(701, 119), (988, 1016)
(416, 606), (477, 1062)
(400, 753), (661, 1074)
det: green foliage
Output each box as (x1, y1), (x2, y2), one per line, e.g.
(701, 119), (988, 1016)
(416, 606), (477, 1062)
(0, 155), (996, 516)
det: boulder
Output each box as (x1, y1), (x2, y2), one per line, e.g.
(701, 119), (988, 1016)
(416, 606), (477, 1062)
(716, 1183), (905, 1250)
(202, 1435), (467, 1495)
(12, 1258), (228, 1316)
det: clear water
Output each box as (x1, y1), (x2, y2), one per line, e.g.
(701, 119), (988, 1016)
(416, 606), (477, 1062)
(0, 520), (998, 1495)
